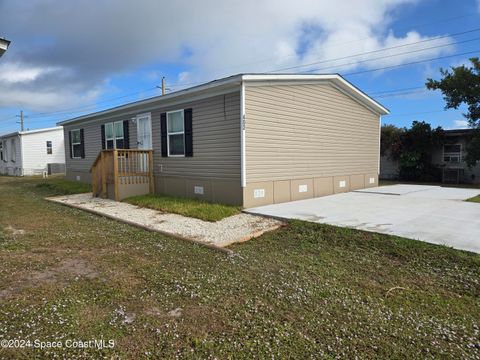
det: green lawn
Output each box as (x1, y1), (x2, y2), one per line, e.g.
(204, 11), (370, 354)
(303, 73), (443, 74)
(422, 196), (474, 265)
(124, 194), (241, 222)
(34, 175), (92, 195)
(0, 176), (479, 358)
(467, 195), (480, 203)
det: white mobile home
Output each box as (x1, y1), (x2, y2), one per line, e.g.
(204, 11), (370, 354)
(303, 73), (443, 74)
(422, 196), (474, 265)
(0, 127), (66, 176)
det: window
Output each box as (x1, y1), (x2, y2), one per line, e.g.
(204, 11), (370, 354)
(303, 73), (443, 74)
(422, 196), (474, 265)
(0, 141), (3, 161)
(46, 141), (52, 154)
(443, 144), (462, 163)
(104, 121), (124, 149)
(71, 129), (82, 159)
(167, 110), (185, 156)
(10, 138), (15, 162)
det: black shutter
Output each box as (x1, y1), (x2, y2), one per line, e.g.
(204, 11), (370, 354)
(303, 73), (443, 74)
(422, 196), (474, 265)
(101, 124), (105, 150)
(123, 120), (130, 149)
(160, 112), (168, 157)
(68, 130), (73, 159)
(79, 128), (85, 159)
(184, 108), (193, 157)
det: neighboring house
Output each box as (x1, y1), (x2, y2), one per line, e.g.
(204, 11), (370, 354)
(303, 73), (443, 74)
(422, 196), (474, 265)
(58, 74), (389, 207)
(0, 127), (66, 176)
(380, 129), (480, 184)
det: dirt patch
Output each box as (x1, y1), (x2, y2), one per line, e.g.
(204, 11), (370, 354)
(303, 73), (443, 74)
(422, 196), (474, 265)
(4, 225), (26, 236)
(0, 258), (98, 299)
(168, 307), (182, 318)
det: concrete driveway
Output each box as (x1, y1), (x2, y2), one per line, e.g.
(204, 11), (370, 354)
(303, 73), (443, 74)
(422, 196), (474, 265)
(246, 185), (480, 253)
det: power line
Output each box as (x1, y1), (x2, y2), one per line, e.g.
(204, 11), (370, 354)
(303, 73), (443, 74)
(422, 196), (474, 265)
(270, 27), (480, 73)
(1, 24), (477, 127)
(343, 49), (480, 76)
(27, 87), (159, 119)
(302, 36), (480, 73)
(368, 86), (425, 95)
(373, 89), (428, 99)
(26, 37), (475, 123)
(14, 43), (476, 124)
(203, 13), (479, 73)
(0, 87), (160, 123)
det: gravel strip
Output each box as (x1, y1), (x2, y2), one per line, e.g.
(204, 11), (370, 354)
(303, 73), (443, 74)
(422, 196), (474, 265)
(46, 193), (284, 248)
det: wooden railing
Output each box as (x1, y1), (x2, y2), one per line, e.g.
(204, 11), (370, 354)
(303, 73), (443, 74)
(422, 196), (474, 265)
(90, 149), (154, 201)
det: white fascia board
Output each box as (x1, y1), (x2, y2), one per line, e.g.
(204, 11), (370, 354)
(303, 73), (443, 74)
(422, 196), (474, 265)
(241, 74), (390, 115)
(19, 126), (63, 136)
(1, 126), (64, 141)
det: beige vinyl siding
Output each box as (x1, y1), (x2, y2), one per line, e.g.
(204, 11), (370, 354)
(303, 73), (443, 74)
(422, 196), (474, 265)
(152, 92), (240, 180)
(244, 83), (380, 182)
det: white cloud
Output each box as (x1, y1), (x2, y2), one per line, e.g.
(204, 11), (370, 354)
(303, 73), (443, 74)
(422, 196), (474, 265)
(0, 0), (455, 111)
(0, 63), (59, 83)
(449, 119), (470, 129)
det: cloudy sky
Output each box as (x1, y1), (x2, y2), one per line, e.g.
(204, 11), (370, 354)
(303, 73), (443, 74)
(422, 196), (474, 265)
(0, 0), (479, 133)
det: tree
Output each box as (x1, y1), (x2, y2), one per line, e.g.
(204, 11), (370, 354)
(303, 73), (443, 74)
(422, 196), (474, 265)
(380, 124), (404, 157)
(399, 121), (444, 181)
(426, 57), (480, 166)
(382, 121), (444, 181)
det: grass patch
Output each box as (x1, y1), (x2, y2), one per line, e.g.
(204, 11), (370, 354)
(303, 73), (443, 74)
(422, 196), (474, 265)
(124, 194), (241, 222)
(0, 176), (479, 358)
(34, 177), (91, 195)
(467, 195), (480, 203)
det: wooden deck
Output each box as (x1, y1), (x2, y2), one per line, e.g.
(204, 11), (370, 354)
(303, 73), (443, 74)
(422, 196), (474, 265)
(90, 149), (154, 201)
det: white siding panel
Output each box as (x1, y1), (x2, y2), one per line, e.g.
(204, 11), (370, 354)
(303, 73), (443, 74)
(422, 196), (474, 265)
(21, 129), (65, 174)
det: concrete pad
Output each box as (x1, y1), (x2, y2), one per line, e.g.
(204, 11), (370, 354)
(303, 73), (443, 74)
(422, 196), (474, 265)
(47, 193), (283, 249)
(355, 184), (479, 200)
(246, 185), (480, 254)
(354, 184), (437, 195)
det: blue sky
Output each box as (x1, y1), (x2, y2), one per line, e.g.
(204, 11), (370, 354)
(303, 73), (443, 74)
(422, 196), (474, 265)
(0, 0), (479, 134)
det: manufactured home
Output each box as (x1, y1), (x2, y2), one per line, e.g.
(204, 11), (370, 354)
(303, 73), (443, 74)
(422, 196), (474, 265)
(58, 74), (389, 207)
(0, 127), (66, 176)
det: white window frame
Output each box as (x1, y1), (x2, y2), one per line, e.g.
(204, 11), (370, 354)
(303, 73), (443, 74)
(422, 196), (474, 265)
(46, 140), (53, 155)
(10, 138), (15, 162)
(443, 143), (462, 163)
(104, 121), (124, 149)
(71, 129), (82, 159)
(166, 109), (185, 157)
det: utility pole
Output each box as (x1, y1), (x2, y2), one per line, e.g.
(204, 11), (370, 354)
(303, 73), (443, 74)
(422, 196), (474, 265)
(156, 77), (170, 95)
(15, 110), (27, 131)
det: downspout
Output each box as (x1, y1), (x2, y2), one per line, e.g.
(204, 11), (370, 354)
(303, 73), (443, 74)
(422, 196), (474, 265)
(240, 80), (246, 188)
(378, 115), (382, 175)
